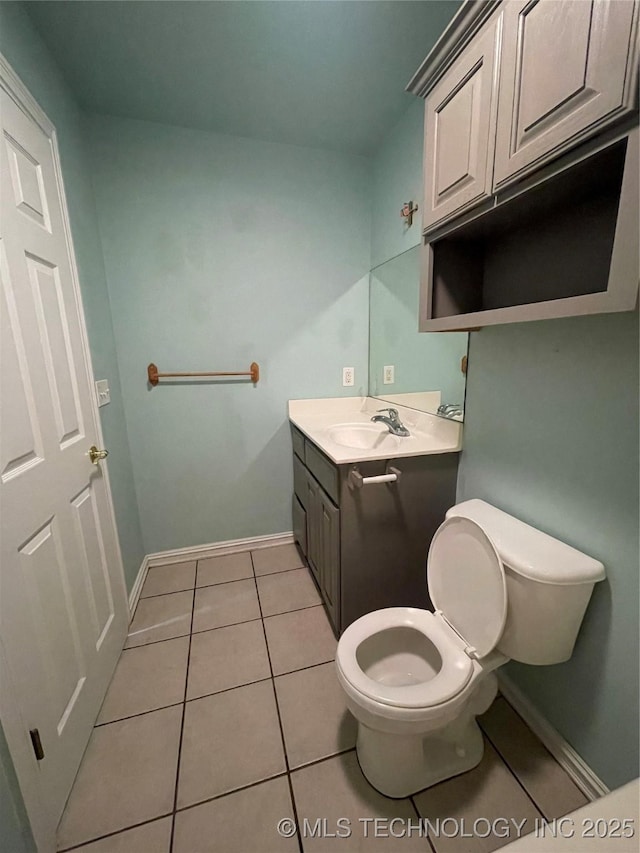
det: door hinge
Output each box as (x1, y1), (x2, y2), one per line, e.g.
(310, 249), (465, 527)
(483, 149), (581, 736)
(29, 729), (44, 761)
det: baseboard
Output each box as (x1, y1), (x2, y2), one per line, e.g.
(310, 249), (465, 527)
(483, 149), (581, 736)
(498, 673), (609, 801)
(128, 556), (150, 616)
(128, 531), (295, 616)
(145, 531), (294, 567)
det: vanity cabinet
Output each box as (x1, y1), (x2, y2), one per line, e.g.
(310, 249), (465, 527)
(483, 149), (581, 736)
(290, 425), (458, 635)
(408, 0), (639, 331)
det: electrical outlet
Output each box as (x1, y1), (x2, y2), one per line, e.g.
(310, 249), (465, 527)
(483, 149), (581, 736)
(383, 365), (395, 385)
(95, 379), (111, 407)
(342, 367), (354, 387)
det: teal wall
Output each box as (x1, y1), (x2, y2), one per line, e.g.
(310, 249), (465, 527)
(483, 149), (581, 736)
(86, 114), (371, 555)
(371, 99), (640, 790)
(458, 314), (639, 789)
(0, 3), (144, 593)
(370, 99), (424, 268)
(0, 7), (144, 849)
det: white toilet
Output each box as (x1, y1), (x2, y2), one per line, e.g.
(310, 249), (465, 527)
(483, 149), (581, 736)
(335, 499), (605, 798)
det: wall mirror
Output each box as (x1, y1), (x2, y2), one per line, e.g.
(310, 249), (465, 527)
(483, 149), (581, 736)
(369, 245), (468, 420)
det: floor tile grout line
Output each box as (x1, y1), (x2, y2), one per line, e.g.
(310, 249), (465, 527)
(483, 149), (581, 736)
(174, 771), (290, 816)
(176, 654), (340, 709)
(57, 813), (174, 853)
(126, 600), (327, 651)
(408, 795), (438, 853)
(289, 746), (356, 775)
(168, 575), (197, 853)
(174, 747), (360, 818)
(272, 657), (337, 680)
(139, 586), (196, 601)
(263, 602), (326, 622)
(141, 561), (305, 601)
(191, 602), (324, 632)
(479, 724), (547, 821)
(124, 630), (193, 650)
(249, 550), (304, 853)
(95, 700), (185, 728)
(59, 746), (360, 853)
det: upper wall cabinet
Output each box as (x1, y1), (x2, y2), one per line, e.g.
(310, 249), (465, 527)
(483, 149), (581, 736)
(493, 0), (639, 190)
(407, 0), (639, 331)
(423, 16), (501, 229)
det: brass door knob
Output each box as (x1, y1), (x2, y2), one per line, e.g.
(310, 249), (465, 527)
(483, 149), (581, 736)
(88, 445), (109, 464)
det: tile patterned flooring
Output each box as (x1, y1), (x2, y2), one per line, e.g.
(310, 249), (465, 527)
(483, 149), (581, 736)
(57, 544), (589, 853)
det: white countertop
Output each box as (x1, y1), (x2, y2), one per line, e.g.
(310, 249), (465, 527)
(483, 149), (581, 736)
(288, 396), (462, 464)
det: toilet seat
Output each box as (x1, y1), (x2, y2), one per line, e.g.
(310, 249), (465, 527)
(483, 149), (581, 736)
(428, 516), (507, 659)
(336, 607), (474, 709)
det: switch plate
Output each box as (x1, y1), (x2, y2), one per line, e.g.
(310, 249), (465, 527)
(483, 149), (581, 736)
(342, 367), (354, 387)
(383, 365), (395, 385)
(95, 379), (111, 407)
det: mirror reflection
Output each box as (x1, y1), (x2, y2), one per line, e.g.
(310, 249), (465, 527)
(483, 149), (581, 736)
(368, 245), (468, 420)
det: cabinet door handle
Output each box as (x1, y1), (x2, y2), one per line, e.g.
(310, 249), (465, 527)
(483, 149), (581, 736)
(349, 467), (401, 489)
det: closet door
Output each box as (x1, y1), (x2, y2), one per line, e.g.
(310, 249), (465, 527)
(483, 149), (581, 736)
(493, 0), (638, 190)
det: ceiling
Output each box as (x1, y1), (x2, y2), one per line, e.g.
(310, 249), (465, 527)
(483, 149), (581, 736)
(24, 0), (460, 156)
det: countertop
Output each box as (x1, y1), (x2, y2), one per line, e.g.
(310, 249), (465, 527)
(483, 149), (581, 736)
(288, 396), (462, 465)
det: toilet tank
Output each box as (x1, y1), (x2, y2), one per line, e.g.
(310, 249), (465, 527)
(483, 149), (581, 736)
(446, 500), (606, 665)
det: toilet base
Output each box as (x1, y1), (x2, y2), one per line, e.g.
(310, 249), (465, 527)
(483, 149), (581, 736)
(356, 717), (485, 799)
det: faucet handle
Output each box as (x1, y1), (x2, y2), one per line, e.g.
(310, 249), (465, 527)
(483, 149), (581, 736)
(376, 407), (399, 417)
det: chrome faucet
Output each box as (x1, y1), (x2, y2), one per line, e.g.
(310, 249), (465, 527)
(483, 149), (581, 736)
(370, 408), (410, 437)
(437, 402), (464, 419)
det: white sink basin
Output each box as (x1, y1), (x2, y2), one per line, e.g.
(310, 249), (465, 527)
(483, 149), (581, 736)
(327, 423), (402, 451)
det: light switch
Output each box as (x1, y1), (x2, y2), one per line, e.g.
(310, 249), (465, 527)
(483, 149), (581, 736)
(95, 379), (111, 407)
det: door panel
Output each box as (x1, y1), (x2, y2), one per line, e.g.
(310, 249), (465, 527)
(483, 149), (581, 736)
(318, 491), (340, 632)
(423, 16), (501, 230)
(0, 75), (128, 844)
(71, 485), (115, 650)
(305, 474), (321, 584)
(494, 0), (637, 189)
(0, 246), (43, 481)
(28, 254), (84, 446)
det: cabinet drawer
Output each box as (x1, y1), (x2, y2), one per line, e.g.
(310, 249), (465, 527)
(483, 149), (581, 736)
(293, 454), (307, 507)
(304, 441), (339, 505)
(291, 424), (306, 462)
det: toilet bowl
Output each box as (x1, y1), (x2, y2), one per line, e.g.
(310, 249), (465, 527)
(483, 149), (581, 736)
(336, 499), (606, 798)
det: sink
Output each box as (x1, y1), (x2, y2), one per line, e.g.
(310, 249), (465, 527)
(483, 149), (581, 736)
(327, 423), (402, 451)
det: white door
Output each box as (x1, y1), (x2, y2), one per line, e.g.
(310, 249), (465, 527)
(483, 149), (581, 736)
(0, 62), (128, 848)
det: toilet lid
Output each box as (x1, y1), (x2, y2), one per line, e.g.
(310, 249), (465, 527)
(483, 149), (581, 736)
(427, 516), (507, 659)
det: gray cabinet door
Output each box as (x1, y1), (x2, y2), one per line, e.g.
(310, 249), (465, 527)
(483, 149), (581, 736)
(292, 495), (307, 556)
(423, 16), (501, 231)
(318, 489), (340, 631)
(493, 0), (638, 190)
(305, 473), (321, 586)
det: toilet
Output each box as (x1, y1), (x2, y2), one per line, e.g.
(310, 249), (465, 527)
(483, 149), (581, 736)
(335, 499), (606, 798)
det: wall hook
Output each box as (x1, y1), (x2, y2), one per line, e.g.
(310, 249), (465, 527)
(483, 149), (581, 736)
(400, 201), (419, 227)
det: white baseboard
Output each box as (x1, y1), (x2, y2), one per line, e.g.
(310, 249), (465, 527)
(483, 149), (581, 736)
(128, 531), (295, 617)
(498, 673), (609, 801)
(128, 556), (150, 616)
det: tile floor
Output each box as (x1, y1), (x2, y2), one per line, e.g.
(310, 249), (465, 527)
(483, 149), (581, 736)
(57, 544), (589, 853)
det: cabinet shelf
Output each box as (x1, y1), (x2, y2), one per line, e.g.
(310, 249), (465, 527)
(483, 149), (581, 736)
(420, 132), (639, 331)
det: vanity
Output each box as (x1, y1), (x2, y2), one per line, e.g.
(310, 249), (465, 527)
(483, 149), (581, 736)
(289, 398), (461, 635)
